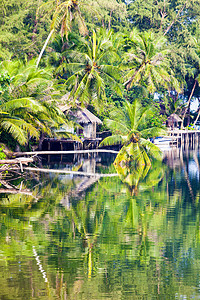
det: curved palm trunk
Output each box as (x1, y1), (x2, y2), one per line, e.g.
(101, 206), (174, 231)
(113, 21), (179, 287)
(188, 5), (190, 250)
(193, 99), (200, 126)
(36, 29), (54, 68)
(181, 80), (197, 129)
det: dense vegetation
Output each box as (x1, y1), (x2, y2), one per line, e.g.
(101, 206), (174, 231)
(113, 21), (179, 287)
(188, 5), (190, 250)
(1, 0), (200, 150)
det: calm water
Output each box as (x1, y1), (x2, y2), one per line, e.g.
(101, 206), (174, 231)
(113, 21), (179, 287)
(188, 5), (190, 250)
(0, 148), (200, 299)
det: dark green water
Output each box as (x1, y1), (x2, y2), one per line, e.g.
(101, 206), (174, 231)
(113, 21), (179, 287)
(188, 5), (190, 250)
(0, 148), (200, 299)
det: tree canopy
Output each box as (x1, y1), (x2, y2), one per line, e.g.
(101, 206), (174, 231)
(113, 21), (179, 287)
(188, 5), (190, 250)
(1, 0), (200, 148)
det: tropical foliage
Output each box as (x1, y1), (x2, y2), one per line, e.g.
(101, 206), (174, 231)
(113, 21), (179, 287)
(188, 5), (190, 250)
(0, 59), (72, 146)
(100, 99), (165, 166)
(123, 30), (179, 92)
(62, 29), (122, 110)
(0, 0), (200, 147)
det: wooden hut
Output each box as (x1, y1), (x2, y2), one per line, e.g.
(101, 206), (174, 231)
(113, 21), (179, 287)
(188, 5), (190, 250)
(40, 103), (102, 152)
(72, 107), (102, 139)
(60, 104), (102, 139)
(166, 113), (183, 129)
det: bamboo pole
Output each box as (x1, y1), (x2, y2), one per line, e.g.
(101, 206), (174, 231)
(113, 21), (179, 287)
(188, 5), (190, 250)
(25, 167), (118, 177)
(13, 150), (119, 156)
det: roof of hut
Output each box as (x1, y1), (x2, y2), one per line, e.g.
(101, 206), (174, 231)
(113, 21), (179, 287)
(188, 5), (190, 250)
(74, 107), (103, 124)
(167, 113), (183, 122)
(58, 96), (102, 125)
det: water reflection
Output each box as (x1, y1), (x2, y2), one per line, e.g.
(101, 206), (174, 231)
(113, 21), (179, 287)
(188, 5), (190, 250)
(0, 150), (200, 298)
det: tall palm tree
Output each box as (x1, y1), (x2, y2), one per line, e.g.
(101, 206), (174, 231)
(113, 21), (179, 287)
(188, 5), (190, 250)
(100, 99), (166, 168)
(36, 0), (88, 68)
(123, 30), (179, 93)
(63, 30), (122, 110)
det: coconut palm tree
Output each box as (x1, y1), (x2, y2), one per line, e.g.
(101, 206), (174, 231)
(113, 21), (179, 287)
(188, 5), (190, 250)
(63, 30), (122, 110)
(0, 59), (55, 101)
(100, 99), (166, 168)
(36, 0), (88, 68)
(123, 30), (179, 93)
(0, 60), (76, 146)
(0, 98), (45, 145)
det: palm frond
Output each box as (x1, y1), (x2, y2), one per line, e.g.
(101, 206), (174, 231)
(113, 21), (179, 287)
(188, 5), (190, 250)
(99, 135), (125, 147)
(139, 138), (163, 160)
(0, 120), (27, 145)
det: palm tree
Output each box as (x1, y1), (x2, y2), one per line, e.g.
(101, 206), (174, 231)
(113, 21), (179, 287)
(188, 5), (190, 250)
(0, 59), (54, 101)
(36, 0), (88, 68)
(0, 98), (45, 145)
(0, 60), (76, 146)
(100, 99), (166, 168)
(123, 30), (179, 93)
(63, 30), (122, 110)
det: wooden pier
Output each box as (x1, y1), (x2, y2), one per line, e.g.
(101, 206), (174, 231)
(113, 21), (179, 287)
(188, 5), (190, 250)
(41, 137), (102, 152)
(168, 129), (200, 147)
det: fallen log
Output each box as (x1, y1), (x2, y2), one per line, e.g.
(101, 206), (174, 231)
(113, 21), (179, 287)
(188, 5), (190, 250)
(0, 157), (34, 172)
(0, 157), (34, 164)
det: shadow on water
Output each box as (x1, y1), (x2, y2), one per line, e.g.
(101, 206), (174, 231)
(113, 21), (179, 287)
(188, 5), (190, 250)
(39, 151), (116, 170)
(0, 146), (200, 299)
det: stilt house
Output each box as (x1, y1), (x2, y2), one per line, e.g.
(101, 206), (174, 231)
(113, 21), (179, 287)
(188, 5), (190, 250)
(166, 114), (183, 129)
(60, 104), (102, 139)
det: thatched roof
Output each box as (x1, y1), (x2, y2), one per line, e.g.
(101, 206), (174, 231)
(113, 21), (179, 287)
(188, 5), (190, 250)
(58, 93), (102, 124)
(167, 113), (183, 123)
(58, 104), (102, 125)
(75, 108), (102, 124)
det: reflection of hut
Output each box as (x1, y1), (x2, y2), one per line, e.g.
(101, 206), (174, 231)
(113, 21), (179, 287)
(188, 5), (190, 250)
(60, 104), (102, 139)
(166, 114), (183, 129)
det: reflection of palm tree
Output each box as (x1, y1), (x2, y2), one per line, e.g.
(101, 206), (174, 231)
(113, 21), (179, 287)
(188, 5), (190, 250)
(68, 195), (106, 278)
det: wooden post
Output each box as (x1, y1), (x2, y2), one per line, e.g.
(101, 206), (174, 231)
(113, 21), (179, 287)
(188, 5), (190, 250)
(60, 142), (63, 162)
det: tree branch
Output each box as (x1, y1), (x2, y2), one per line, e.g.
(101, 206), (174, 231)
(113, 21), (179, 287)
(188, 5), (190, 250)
(163, 1), (187, 36)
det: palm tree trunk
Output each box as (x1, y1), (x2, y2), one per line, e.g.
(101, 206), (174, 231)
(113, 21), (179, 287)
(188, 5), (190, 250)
(36, 29), (54, 68)
(181, 80), (197, 129)
(193, 103), (200, 126)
